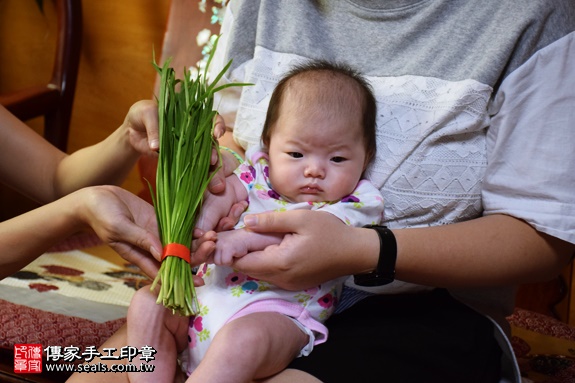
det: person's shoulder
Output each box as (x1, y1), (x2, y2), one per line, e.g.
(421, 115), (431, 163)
(490, 0), (571, 13)
(484, 0), (573, 27)
(493, 0), (574, 79)
(508, 0), (574, 28)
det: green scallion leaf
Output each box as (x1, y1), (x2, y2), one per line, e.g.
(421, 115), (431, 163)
(149, 35), (250, 316)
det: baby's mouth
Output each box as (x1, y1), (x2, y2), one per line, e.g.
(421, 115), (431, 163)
(300, 185), (322, 194)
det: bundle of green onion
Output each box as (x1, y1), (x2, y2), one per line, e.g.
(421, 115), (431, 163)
(149, 37), (246, 316)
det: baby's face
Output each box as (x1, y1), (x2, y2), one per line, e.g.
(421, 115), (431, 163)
(267, 97), (367, 203)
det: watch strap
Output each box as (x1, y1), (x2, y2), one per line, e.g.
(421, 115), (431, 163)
(354, 225), (397, 287)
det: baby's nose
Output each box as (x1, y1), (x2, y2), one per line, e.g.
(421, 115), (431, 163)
(304, 162), (325, 178)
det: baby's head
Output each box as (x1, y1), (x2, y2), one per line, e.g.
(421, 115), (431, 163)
(261, 61), (377, 203)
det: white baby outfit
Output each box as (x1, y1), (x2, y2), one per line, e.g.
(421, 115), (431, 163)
(182, 146), (384, 375)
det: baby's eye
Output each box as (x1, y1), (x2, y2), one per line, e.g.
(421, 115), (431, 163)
(331, 156), (347, 163)
(288, 152), (303, 158)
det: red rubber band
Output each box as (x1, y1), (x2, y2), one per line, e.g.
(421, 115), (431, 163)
(162, 243), (191, 263)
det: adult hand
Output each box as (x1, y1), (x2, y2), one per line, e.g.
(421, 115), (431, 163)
(208, 114), (241, 195)
(126, 104), (238, 197)
(123, 100), (161, 155)
(122, 99), (224, 157)
(124, 102), (245, 227)
(232, 210), (377, 290)
(207, 113), (248, 229)
(76, 185), (162, 278)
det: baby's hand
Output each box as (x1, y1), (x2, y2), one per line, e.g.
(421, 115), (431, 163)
(213, 229), (283, 266)
(213, 230), (250, 266)
(191, 230), (217, 265)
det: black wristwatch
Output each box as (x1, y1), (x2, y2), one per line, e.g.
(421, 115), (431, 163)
(354, 225), (397, 287)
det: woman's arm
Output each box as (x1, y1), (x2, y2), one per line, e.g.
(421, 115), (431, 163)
(0, 102), (165, 280)
(54, 101), (160, 197)
(0, 185), (163, 280)
(0, 104), (67, 202)
(0, 101), (159, 203)
(392, 214), (572, 287)
(232, 210), (574, 290)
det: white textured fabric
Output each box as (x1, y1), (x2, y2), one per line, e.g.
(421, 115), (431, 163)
(483, 33), (575, 244)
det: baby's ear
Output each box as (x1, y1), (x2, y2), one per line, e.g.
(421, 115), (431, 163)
(363, 146), (376, 171)
(260, 137), (270, 151)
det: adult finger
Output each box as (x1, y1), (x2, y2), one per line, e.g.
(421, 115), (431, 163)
(191, 230), (217, 249)
(216, 200), (248, 231)
(208, 138), (243, 194)
(127, 100), (159, 151)
(213, 113), (226, 139)
(211, 147), (220, 166)
(208, 165), (227, 194)
(111, 240), (161, 279)
(139, 102), (160, 151)
(193, 275), (205, 287)
(191, 237), (216, 266)
(242, 210), (306, 234)
(231, 245), (286, 283)
(105, 217), (161, 274)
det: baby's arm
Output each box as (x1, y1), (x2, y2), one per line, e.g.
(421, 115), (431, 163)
(195, 174), (248, 233)
(213, 228), (284, 266)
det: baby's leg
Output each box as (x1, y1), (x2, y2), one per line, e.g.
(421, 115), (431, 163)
(188, 312), (309, 383)
(127, 285), (189, 383)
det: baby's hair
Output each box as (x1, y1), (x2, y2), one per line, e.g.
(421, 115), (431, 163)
(261, 60), (377, 166)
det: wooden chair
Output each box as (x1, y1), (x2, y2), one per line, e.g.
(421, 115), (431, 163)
(515, 258), (574, 322)
(0, 0), (82, 151)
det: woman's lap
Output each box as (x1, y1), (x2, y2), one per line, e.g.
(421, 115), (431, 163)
(289, 288), (501, 383)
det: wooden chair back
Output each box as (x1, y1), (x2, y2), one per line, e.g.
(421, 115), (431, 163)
(0, 0), (82, 151)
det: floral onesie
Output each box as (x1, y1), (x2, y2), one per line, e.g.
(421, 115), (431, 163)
(182, 146), (384, 375)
